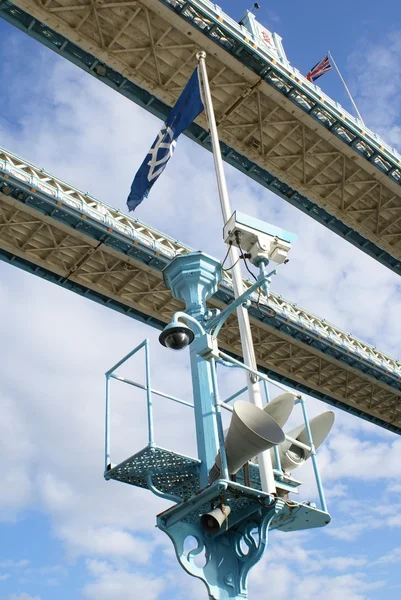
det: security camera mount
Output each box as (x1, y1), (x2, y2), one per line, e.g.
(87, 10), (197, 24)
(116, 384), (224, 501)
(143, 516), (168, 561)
(223, 211), (297, 266)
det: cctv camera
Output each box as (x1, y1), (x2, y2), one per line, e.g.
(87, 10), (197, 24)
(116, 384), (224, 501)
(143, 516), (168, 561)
(223, 211), (297, 265)
(159, 322), (195, 351)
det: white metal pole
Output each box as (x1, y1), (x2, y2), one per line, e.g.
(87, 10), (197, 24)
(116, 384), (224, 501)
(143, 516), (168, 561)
(196, 51), (276, 494)
(328, 50), (365, 125)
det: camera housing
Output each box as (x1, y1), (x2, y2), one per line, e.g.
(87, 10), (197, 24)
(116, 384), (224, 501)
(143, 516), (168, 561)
(159, 322), (195, 351)
(223, 211), (297, 265)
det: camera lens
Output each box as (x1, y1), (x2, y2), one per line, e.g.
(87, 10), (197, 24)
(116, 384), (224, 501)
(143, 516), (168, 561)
(165, 330), (190, 350)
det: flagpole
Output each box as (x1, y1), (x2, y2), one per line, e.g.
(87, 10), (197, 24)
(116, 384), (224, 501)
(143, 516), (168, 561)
(196, 51), (276, 495)
(327, 50), (365, 125)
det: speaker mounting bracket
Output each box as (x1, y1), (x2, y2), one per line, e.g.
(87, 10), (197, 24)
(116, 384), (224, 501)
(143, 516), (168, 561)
(157, 480), (284, 600)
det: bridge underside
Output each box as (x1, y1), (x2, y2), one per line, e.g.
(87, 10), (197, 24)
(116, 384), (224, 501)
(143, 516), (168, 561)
(2, 0), (401, 276)
(1, 154), (400, 433)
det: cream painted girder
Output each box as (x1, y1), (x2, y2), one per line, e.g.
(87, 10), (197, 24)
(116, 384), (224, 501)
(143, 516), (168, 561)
(8, 0), (401, 263)
(0, 147), (400, 430)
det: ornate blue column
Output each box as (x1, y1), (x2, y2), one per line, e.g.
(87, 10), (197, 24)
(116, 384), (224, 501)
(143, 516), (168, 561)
(160, 252), (283, 600)
(163, 252), (222, 487)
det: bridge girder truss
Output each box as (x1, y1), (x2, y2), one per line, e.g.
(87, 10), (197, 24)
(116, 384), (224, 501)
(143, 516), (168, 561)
(2, 0), (401, 274)
(0, 147), (400, 433)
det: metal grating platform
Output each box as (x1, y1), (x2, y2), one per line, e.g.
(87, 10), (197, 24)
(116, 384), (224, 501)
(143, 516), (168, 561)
(105, 445), (201, 500)
(106, 447), (329, 531)
(105, 444), (303, 506)
(270, 501), (330, 532)
(157, 480), (330, 533)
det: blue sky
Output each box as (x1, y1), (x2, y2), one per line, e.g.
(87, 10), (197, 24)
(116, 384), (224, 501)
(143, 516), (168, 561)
(0, 1), (401, 599)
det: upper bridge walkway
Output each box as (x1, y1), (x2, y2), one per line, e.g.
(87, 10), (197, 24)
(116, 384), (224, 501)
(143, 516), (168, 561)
(2, 0), (401, 275)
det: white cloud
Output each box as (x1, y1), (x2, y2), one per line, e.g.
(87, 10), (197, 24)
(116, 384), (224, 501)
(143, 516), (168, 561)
(0, 396), (35, 520)
(82, 560), (164, 600)
(325, 432), (401, 482)
(286, 572), (384, 600)
(1, 595), (40, 600)
(325, 483), (349, 501)
(58, 525), (153, 564)
(0, 562), (29, 570)
(386, 482), (401, 495)
(386, 514), (401, 527)
(375, 546), (401, 565)
(250, 533), (382, 600)
(350, 30), (401, 150)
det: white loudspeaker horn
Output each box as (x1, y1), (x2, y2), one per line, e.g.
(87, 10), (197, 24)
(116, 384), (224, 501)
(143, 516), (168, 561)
(272, 411), (335, 472)
(209, 400), (285, 481)
(200, 505), (231, 534)
(263, 392), (295, 427)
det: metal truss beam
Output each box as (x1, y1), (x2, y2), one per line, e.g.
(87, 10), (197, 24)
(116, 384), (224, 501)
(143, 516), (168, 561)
(1, 0), (401, 276)
(0, 146), (400, 434)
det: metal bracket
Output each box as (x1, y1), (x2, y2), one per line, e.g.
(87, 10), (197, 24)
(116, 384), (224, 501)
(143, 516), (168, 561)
(194, 333), (220, 360)
(205, 271), (275, 337)
(157, 482), (284, 600)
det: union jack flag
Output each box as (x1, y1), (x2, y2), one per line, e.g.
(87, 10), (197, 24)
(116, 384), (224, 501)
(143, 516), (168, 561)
(306, 55), (331, 83)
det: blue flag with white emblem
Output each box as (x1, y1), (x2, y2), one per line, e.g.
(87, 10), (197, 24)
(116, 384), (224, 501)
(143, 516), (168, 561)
(127, 68), (204, 211)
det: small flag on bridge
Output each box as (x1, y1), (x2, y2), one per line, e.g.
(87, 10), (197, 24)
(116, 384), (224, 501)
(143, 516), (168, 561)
(306, 55), (332, 83)
(127, 68), (204, 211)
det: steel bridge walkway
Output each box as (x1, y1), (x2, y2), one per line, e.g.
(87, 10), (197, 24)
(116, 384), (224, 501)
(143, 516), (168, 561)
(1, 146), (400, 433)
(1, 0), (401, 275)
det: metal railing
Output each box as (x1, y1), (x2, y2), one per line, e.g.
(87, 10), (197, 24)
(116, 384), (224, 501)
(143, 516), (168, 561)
(104, 338), (328, 512)
(104, 338), (194, 472)
(165, 0), (401, 167)
(216, 350), (327, 512)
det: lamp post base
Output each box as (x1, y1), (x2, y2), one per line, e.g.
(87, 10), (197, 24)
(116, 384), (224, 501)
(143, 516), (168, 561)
(157, 481), (282, 600)
(157, 479), (331, 599)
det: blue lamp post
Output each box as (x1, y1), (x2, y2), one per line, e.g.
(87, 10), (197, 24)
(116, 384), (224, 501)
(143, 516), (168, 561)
(158, 250), (331, 599)
(157, 251), (281, 600)
(104, 247), (332, 599)
(162, 252), (222, 487)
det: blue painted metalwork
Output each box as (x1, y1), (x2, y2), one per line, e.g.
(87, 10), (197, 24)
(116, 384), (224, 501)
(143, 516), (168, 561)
(210, 356), (230, 481)
(163, 253), (222, 486)
(109, 373), (195, 409)
(145, 340), (155, 447)
(298, 397), (327, 513)
(104, 338), (202, 501)
(106, 445), (201, 501)
(1, 0), (401, 274)
(105, 251), (331, 598)
(154, 252), (330, 598)
(223, 386), (249, 405)
(157, 487), (283, 600)
(206, 271), (275, 337)
(105, 374), (111, 472)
